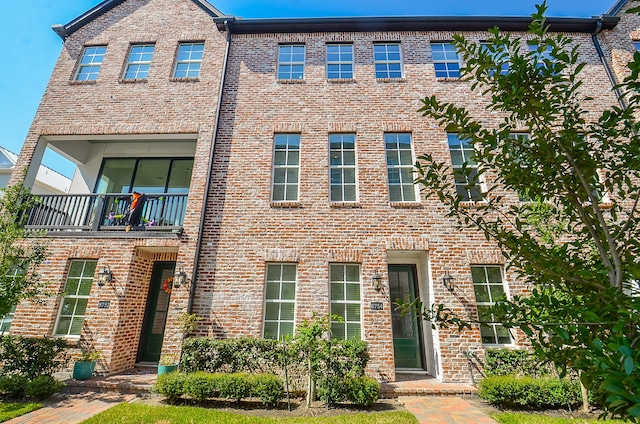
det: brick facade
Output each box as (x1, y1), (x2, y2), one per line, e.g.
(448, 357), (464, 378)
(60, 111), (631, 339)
(8, 0), (630, 383)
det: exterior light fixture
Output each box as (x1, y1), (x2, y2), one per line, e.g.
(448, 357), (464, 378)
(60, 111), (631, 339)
(98, 265), (113, 287)
(442, 271), (454, 291)
(173, 265), (187, 289)
(372, 271), (383, 292)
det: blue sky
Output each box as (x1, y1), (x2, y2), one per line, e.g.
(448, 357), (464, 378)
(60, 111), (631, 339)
(0, 0), (617, 177)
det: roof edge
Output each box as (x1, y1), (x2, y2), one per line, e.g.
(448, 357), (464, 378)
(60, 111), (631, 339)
(52, 0), (225, 41)
(216, 15), (620, 35)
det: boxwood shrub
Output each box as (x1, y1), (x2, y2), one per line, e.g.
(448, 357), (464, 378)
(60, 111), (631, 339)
(479, 375), (582, 409)
(317, 375), (380, 407)
(0, 336), (68, 379)
(153, 371), (188, 403)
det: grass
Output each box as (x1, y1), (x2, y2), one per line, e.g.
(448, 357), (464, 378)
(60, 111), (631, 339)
(0, 402), (42, 422)
(491, 411), (629, 424)
(81, 403), (418, 424)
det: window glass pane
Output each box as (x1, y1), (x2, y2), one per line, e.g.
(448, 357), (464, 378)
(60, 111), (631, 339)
(346, 323), (361, 339)
(480, 325), (496, 344)
(281, 283), (296, 300)
(473, 284), (490, 303)
(60, 298), (76, 316)
(167, 160), (194, 193)
(346, 303), (360, 321)
(279, 322), (294, 338)
(74, 298), (88, 316)
(331, 302), (345, 318)
(331, 283), (344, 300)
(55, 318), (71, 335)
(280, 303), (295, 320)
(78, 280), (93, 296)
(265, 302), (279, 320)
(132, 160), (172, 193)
(487, 267), (502, 283)
(489, 285), (507, 302)
(281, 264), (296, 281)
(331, 323), (345, 340)
(265, 281), (280, 299)
(95, 159), (136, 194)
(263, 322), (278, 339)
(346, 283), (360, 301)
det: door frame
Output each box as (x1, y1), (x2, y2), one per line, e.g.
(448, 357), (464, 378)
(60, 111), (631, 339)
(387, 250), (439, 378)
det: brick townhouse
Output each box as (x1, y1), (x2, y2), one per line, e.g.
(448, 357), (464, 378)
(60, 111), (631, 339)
(5, 0), (634, 383)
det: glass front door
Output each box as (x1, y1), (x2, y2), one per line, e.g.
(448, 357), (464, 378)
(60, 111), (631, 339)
(389, 265), (424, 369)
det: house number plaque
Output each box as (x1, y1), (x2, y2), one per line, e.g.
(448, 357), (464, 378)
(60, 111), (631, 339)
(98, 301), (111, 309)
(370, 302), (383, 311)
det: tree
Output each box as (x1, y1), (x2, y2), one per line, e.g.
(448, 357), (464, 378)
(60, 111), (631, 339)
(413, 3), (640, 420)
(0, 183), (47, 317)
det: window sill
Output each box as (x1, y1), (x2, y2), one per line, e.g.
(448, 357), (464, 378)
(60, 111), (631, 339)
(389, 201), (422, 209)
(270, 201), (301, 208)
(327, 78), (356, 84)
(119, 78), (148, 83)
(436, 77), (462, 82)
(277, 79), (305, 84)
(376, 78), (406, 83)
(330, 201), (360, 208)
(460, 200), (489, 208)
(53, 335), (81, 346)
(69, 80), (97, 85)
(169, 77), (200, 82)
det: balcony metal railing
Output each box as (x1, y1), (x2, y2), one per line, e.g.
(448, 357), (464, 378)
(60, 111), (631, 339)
(23, 193), (188, 234)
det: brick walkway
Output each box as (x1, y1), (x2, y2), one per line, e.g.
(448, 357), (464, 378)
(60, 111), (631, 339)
(399, 396), (497, 424)
(5, 391), (137, 424)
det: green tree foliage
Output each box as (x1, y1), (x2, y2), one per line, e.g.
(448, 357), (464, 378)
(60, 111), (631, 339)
(414, 3), (640, 420)
(0, 183), (47, 317)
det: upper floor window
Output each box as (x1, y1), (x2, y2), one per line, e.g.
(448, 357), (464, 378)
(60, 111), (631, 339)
(263, 263), (297, 340)
(173, 42), (204, 79)
(272, 134), (300, 202)
(374, 43), (402, 79)
(385, 133), (416, 202)
(480, 42), (509, 76)
(528, 43), (554, 70)
(471, 266), (512, 345)
(75, 46), (107, 81)
(123, 44), (155, 80)
(327, 44), (354, 79)
(634, 41), (640, 52)
(0, 266), (24, 334)
(448, 133), (483, 201)
(329, 134), (357, 202)
(54, 260), (97, 337)
(432, 42), (461, 78)
(278, 45), (305, 80)
(330, 264), (361, 340)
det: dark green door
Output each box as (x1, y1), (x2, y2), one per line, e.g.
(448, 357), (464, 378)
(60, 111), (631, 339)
(389, 265), (424, 369)
(137, 262), (174, 363)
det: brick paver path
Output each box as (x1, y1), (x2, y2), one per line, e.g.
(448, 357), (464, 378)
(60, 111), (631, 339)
(399, 396), (497, 424)
(6, 391), (136, 424)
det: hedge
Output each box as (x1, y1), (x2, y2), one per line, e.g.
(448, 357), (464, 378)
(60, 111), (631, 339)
(479, 375), (582, 409)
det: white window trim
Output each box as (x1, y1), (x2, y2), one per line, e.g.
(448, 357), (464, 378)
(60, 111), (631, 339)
(53, 260), (97, 338)
(448, 133), (485, 202)
(329, 133), (359, 203)
(373, 43), (403, 79)
(385, 133), (418, 202)
(263, 263), (297, 340)
(480, 42), (509, 76)
(173, 42), (204, 79)
(277, 44), (306, 80)
(329, 264), (363, 340)
(432, 42), (462, 78)
(471, 265), (514, 347)
(75, 46), (107, 81)
(271, 134), (301, 202)
(326, 43), (354, 80)
(123, 44), (155, 80)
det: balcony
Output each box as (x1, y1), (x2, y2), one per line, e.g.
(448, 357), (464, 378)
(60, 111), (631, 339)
(23, 193), (187, 236)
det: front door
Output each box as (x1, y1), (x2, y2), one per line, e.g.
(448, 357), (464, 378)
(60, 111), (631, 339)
(137, 261), (174, 363)
(389, 265), (424, 369)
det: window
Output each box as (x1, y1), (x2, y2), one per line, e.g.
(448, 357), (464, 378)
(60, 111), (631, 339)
(432, 42), (461, 78)
(327, 44), (354, 79)
(0, 267), (25, 334)
(75, 46), (107, 81)
(385, 133), (416, 202)
(471, 266), (512, 345)
(123, 44), (155, 80)
(95, 158), (194, 194)
(329, 134), (357, 202)
(448, 133), (483, 201)
(374, 43), (402, 79)
(272, 134), (300, 202)
(278, 45), (305, 80)
(173, 42), (204, 79)
(634, 41), (640, 52)
(330, 264), (361, 340)
(263, 264), (297, 340)
(480, 42), (509, 76)
(55, 260), (97, 337)
(508, 133), (533, 202)
(528, 43), (554, 69)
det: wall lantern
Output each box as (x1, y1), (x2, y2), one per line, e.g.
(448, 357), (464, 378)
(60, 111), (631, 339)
(98, 265), (113, 287)
(372, 271), (383, 292)
(173, 265), (188, 289)
(442, 271), (454, 291)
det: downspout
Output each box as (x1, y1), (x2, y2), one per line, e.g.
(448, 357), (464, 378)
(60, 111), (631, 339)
(592, 19), (627, 109)
(187, 19), (232, 313)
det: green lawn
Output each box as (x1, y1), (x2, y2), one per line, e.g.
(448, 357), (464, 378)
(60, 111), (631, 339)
(81, 403), (418, 423)
(492, 412), (629, 424)
(0, 402), (42, 422)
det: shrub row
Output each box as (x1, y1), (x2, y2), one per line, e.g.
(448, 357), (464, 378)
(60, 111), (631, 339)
(154, 372), (284, 406)
(0, 375), (64, 399)
(479, 375), (582, 409)
(0, 336), (69, 379)
(317, 376), (380, 407)
(484, 348), (555, 378)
